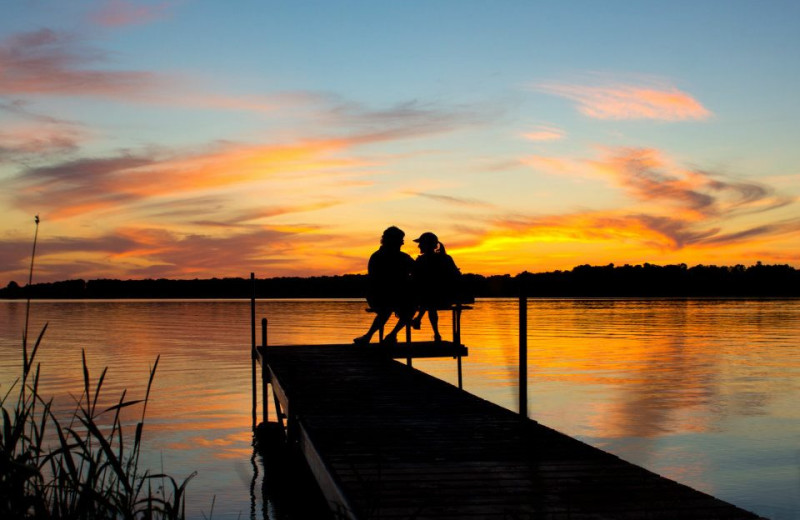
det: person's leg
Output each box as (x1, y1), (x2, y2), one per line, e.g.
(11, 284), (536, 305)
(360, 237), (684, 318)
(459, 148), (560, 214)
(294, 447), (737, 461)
(354, 310), (391, 344)
(383, 306), (413, 343)
(412, 308), (427, 329)
(429, 308), (441, 342)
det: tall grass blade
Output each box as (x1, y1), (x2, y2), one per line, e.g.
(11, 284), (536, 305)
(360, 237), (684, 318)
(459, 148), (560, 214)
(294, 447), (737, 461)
(81, 350), (91, 414)
(92, 366), (108, 418)
(27, 323), (47, 377)
(78, 415), (133, 495)
(49, 414), (81, 488)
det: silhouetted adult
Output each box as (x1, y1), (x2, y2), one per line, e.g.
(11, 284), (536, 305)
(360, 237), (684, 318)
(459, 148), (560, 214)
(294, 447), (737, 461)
(410, 232), (461, 342)
(354, 226), (415, 345)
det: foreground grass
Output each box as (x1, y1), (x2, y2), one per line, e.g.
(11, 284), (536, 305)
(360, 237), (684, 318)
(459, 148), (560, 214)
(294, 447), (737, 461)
(1, 325), (194, 519)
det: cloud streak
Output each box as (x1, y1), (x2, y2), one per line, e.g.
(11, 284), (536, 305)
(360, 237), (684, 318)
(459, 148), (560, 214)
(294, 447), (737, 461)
(408, 191), (494, 208)
(11, 139), (362, 219)
(0, 29), (161, 98)
(0, 223), (363, 283)
(591, 148), (789, 219)
(477, 146), (799, 258)
(523, 126), (566, 142)
(538, 81), (711, 121)
(90, 0), (173, 27)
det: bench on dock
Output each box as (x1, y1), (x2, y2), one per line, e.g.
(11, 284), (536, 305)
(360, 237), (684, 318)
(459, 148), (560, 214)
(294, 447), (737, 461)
(367, 302), (473, 345)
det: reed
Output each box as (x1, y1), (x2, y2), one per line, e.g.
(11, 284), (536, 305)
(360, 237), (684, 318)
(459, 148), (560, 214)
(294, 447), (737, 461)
(1, 327), (195, 519)
(2, 216), (193, 518)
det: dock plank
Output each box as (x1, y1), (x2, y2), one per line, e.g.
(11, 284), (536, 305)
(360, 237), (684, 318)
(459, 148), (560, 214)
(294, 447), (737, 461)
(259, 345), (761, 519)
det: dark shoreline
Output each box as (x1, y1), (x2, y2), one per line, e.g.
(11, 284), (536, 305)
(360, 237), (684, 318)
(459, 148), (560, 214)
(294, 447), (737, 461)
(3, 262), (798, 299)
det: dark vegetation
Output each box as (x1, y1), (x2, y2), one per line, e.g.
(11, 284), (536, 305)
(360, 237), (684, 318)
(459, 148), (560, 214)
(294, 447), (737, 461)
(0, 327), (193, 518)
(2, 263), (799, 299)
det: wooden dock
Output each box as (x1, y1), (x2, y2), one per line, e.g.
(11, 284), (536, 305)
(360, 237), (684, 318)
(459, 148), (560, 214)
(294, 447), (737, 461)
(255, 343), (762, 520)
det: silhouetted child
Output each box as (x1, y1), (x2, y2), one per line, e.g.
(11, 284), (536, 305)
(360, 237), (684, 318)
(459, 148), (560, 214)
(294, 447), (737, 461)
(410, 232), (461, 342)
(354, 226), (415, 345)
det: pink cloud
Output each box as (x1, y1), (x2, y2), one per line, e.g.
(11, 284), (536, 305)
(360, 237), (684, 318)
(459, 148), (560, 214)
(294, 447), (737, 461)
(90, 1), (172, 27)
(0, 123), (86, 161)
(590, 147), (789, 218)
(523, 126), (566, 142)
(0, 29), (160, 98)
(539, 82), (711, 121)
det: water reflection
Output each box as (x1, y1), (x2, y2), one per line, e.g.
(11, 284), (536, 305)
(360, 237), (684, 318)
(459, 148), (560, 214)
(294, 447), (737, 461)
(1, 298), (798, 518)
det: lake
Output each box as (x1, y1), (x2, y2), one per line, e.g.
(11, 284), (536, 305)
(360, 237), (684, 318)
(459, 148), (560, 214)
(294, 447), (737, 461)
(1, 298), (798, 519)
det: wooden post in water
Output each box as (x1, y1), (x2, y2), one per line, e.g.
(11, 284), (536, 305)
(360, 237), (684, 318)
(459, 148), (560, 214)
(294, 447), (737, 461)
(406, 324), (412, 366)
(261, 318), (268, 424)
(250, 272), (257, 432)
(455, 304), (463, 389)
(519, 293), (528, 417)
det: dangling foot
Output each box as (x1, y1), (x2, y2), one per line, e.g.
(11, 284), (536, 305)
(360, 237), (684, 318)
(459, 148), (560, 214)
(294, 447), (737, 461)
(433, 333), (442, 343)
(353, 335), (370, 346)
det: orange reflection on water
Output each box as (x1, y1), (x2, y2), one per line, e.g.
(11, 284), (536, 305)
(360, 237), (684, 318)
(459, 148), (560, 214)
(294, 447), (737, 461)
(2, 298), (798, 518)
(459, 299), (799, 443)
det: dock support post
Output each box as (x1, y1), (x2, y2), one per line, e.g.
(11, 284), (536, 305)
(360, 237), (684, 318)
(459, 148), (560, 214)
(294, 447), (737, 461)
(519, 293), (528, 417)
(406, 324), (412, 366)
(455, 304), (463, 389)
(250, 272), (257, 432)
(261, 318), (268, 424)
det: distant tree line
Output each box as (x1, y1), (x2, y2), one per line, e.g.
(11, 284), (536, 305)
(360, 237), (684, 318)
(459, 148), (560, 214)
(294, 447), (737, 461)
(2, 263), (798, 299)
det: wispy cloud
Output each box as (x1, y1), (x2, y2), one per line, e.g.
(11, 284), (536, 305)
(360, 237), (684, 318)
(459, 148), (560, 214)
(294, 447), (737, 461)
(590, 147), (789, 218)
(522, 126), (566, 142)
(89, 0), (173, 27)
(0, 29), (297, 114)
(0, 223), (365, 283)
(328, 98), (496, 144)
(481, 146), (798, 257)
(0, 123), (85, 163)
(190, 201), (346, 228)
(538, 80), (711, 121)
(11, 139), (362, 220)
(0, 29), (162, 98)
(525, 147), (789, 220)
(463, 206), (799, 259)
(408, 191), (494, 208)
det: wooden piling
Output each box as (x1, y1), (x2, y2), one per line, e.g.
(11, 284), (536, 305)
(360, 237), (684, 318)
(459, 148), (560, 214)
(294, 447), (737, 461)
(250, 272), (257, 431)
(519, 294), (528, 417)
(261, 318), (268, 424)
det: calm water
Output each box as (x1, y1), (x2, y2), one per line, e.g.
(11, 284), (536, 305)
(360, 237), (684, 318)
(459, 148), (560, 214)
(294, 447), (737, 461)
(1, 298), (798, 519)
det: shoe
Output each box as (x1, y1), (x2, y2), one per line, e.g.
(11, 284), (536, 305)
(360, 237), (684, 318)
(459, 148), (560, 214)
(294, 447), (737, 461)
(433, 334), (442, 343)
(353, 336), (370, 346)
(381, 334), (398, 345)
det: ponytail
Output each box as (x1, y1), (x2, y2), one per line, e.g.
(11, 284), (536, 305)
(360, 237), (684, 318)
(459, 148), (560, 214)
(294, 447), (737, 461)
(437, 241), (447, 254)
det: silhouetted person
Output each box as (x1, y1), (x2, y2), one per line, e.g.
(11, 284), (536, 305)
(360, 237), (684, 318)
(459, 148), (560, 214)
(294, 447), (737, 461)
(410, 232), (461, 342)
(354, 226), (415, 345)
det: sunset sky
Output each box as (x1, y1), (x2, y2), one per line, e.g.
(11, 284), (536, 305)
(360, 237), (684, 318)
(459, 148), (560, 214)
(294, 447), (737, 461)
(2, 1), (799, 285)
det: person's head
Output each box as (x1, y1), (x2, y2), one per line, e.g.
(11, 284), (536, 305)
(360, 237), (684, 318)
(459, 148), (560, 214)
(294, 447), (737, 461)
(381, 226), (405, 248)
(413, 231), (439, 253)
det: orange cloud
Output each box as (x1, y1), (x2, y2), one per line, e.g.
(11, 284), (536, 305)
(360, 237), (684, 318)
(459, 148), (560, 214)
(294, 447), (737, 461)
(538, 82), (711, 121)
(13, 139), (363, 220)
